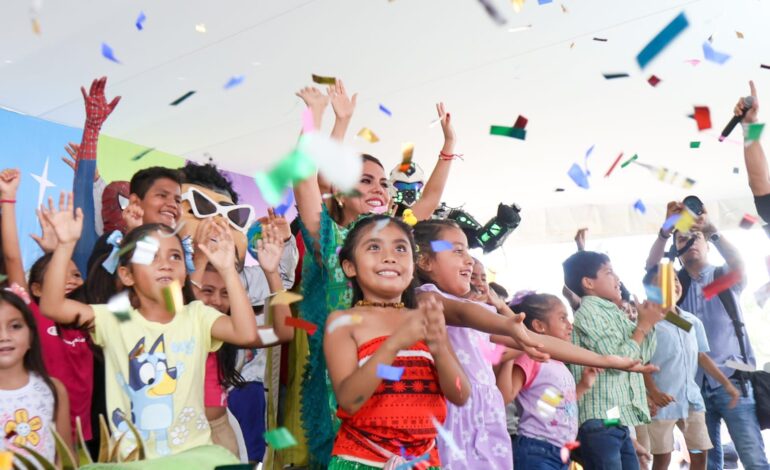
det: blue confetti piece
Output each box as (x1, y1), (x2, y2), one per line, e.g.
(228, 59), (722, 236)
(376, 363), (405, 381)
(584, 145), (594, 176)
(135, 11), (146, 30)
(224, 75), (245, 89)
(702, 41), (731, 65)
(395, 453), (431, 470)
(662, 214), (682, 231)
(633, 199), (646, 214)
(379, 104), (392, 116)
(568, 163), (590, 189)
(644, 284), (663, 304)
(101, 42), (121, 64)
(538, 0), (553, 4)
(430, 240), (453, 252)
(636, 12), (689, 69)
(274, 191), (295, 216)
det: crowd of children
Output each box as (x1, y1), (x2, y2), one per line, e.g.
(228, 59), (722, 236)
(0, 75), (768, 470)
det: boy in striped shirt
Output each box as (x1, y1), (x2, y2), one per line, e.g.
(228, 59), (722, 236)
(563, 251), (663, 469)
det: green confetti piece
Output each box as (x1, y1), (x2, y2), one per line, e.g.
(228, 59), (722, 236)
(665, 311), (693, 332)
(603, 418), (621, 427)
(131, 147), (155, 161)
(747, 123), (765, 142)
(255, 145), (317, 205)
(620, 154), (638, 168)
(116, 241), (137, 258)
(264, 427), (298, 450)
(690, 141), (701, 148)
(490, 125), (527, 140)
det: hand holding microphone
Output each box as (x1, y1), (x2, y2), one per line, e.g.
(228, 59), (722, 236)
(720, 80), (759, 141)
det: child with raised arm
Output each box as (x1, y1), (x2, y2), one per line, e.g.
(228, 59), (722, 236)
(39, 192), (257, 459)
(325, 215), (469, 469)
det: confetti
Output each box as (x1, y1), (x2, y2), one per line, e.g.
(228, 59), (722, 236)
(604, 407), (621, 426)
(690, 141), (701, 148)
(400, 142), (415, 171)
(395, 453), (431, 470)
(477, 0), (507, 24)
(326, 313), (363, 334)
(101, 43), (121, 64)
(734, 167), (740, 175)
(561, 3), (568, 13)
(224, 75), (245, 89)
(402, 209), (417, 226)
(593, 37), (608, 42)
(724, 359), (755, 373)
(567, 163), (590, 189)
(648, 75), (661, 87)
(540, 386), (563, 407)
(131, 237), (159, 265)
(158, 221), (187, 239)
(604, 153), (623, 177)
(170, 90), (196, 106)
(264, 427), (298, 450)
(602, 73), (629, 80)
(685, 59), (701, 66)
(377, 363), (405, 381)
(430, 240), (453, 252)
(31, 17), (41, 35)
(514, 115), (529, 129)
(195, 23), (206, 33)
(300, 133), (361, 193)
(538, 0), (553, 3)
(135, 11), (146, 30)
(636, 12), (689, 69)
(271, 290), (303, 306)
(379, 104), (392, 116)
(507, 24), (532, 33)
(431, 416), (464, 459)
(583, 145), (594, 176)
(107, 291), (131, 322)
(312, 74), (336, 85)
(703, 270), (742, 300)
(736, 31), (744, 39)
(746, 123), (765, 142)
(161, 280), (183, 314)
(131, 147), (155, 161)
(674, 210), (696, 232)
(740, 214), (758, 229)
(257, 328), (280, 345)
(762, 64), (770, 70)
(619, 155), (638, 169)
(665, 311), (693, 332)
(284, 316), (318, 336)
(489, 125), (526, 140)
(357, 127), (380, 143)
(694, 106), (712, 130)
(644, 284), (663, 304)
(478, 338), (505, 365)
(703, 42), (731, 65)
(633, 199), (646, 214)
(274, 191), (295, 216)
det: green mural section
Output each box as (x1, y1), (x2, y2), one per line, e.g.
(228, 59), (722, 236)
(96, 135), (184, 183)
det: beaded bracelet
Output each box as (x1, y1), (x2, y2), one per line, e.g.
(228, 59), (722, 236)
(439, 151), (464, 161)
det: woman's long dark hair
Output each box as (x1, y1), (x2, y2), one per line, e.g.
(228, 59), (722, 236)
(0, 289), (59, 414)
(337, 214), (419, 309)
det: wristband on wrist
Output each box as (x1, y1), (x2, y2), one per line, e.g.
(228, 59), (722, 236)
(658, 228), (671, 240)
(0, 199), (16, 204)
(439, 151), (463, 161)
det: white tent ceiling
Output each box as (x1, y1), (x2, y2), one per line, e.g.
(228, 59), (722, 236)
(1, 0), (767, 242)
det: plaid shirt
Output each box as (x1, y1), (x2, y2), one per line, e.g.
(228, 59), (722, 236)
(568, 296), (656, 427)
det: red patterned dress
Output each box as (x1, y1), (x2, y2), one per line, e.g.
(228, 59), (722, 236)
(329, 336), (447, 469)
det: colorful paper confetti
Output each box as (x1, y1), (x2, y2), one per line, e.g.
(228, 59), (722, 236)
(257, 328), (280, 345)
(762, 64), (770, 70)
(648, 75), (661, 87)
(633, 199), (646, 214)
(431, 416), (464, 459)
(694, 106), (712, 130)
(357, 127), (380, 143)
(379, 104), (392, 116)
(703, 270), (742, 300)
(131, 147), (155, 161)
(644, 284), (663, 304)
(400, 142), (415, 171)
(224, 75), (245, 89)
(377, 363), (405, 381)
(477, 0), (507, 25)
(736, 31), (744, 39)
(690, 141), (701, 148)
(746, 123), (765, 143)
(636, 12), (689, 69)
(430, 240), (454, 252)
(284, 316), (318, 336)
(561, 441), (581, 463)
(101, 42), (121, 64)
(593, 37), (608, 42)
(395, 453), (430, 470)
(490, 125), (526, 140)
(620, 154), (638, 168)
(665, 311), (693, 332)
(568, 163), (590, 189)
(170, 90), (196, 106)
(674, 209), (696, 232)
(703, 42), (731, 65)
(604, 406), (621, 426)
(274, 191), (294, 216)
(131, 237), (159, 265)
(107, 291), (131, 322)
(135, 11), (146, 30)
(603, 73), (630, 80)
(195, 23), (206, 33)
(604, 152), (623, 177)
(312, 74), (337, 85)
(514, 115), (529, 129)
(264, 427), (298, 450)
(584, 145), (594, 176)
(31, 17), (41, 35)
(740, 214), (758, 229)
(271, 290), (303, 306)
(161, 280), (183, 314)
(326, 313), (363, 334)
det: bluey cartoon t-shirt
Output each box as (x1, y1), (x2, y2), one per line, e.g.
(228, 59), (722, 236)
(91, 300), (223, 459)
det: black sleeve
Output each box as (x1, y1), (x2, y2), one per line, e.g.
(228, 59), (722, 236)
(754, 194), (770, 224)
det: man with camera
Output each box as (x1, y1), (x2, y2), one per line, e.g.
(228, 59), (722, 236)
(644, 199), (769, 470)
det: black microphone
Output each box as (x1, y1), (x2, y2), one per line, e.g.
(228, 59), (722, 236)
(719, 96), (755, 142)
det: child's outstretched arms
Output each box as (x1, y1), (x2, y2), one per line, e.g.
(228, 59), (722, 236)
(253, 222), (294, 344)
(204, 219), (258, 346)
(410, 103), (457, 221)
(39, 192), (95, 326)
(423, 296), (470, 405)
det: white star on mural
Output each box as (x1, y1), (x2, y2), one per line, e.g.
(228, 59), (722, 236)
(31, 157), (56, 207)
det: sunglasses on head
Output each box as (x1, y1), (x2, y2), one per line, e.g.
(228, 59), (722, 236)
(181, 187), (254, 233)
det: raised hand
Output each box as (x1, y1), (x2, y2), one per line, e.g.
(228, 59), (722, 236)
(41, 192), (83, 245)
(82, 76), (121, 128)
(508, 314), (549, 362)
(735, 80), (759, 124)
(436, 102), (455, 145)
(328, 79), (357, 121)
(0, 168), (21, 199)
(256, 223), (283, 274)
(422, 296), (449, 356)
(260, 207), (291, 242)
(122, 202), (144, 232)
(197, 218), (236, 274)
(61, 142), (100, 181)
(296, 86), (329, 121)
(579, 366), (602, 389)
(392, 309), (428, 350)
(30, 205), (59, 253)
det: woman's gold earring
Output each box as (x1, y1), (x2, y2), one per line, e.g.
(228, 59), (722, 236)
(336, 198), (345, 209)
